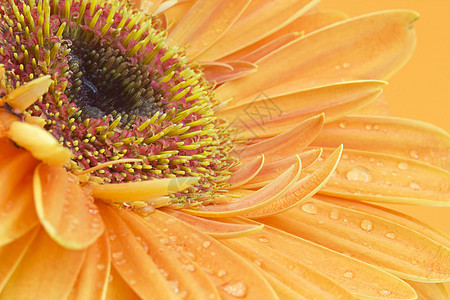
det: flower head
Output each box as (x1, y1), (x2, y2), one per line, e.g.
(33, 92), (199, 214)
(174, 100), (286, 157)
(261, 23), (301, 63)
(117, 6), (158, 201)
(0, 0), (449, 299)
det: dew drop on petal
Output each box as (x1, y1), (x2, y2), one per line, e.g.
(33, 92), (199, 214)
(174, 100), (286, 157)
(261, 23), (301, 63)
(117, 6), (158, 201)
(385, 232), (396, 239)
(184, 264), (196, 272)
(301, 202), (318, 214)
(96, 264), (105, 270)
(339, 121), (348, 129)
(108, 233), (117, 241)
(112, 251), (123, 260)
(410, 150), (419, 159)
(360, 219), (373, 232)
(217, 269), (227, 277)
(346, 166), (372, 182)
(409, 181), (420, 190)
(398, 162), (408, 170)
(222, 281), (247, 298)
(378, 289), (392, 296)
(202, 241), (212, 249)
(258, 236), (268, 243)
(365, 124), (372, 130)
(343, 270), (354, 278)
(329, 208), (340, 220)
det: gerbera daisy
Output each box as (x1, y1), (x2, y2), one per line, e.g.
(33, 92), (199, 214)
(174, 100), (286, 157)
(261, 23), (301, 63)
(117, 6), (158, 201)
(0, 0), (448, 299)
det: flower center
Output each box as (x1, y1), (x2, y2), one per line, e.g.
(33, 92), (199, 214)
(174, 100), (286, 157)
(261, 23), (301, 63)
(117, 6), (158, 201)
(1, 0), (236, 205)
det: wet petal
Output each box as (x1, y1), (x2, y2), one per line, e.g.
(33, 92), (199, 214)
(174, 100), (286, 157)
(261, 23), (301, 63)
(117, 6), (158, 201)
(141, 209), (279, 299)
(0, 139), (39, 246)
(312, 115), (450, 170)
(0, 228), (86, 300)
(99, 204), (177, 299)
(226, 155), (264, 189)
(106, 265), (141, 300)
(8, 121), (72, 167)
(198, 0), (319, 61)
(33, 163), (105, 249)
(235, 114), (324, 162)
(405, 281), (449, 300)
(262, 271), (308, 299)
(169, 0), (251, 59)
(313, 148), (450, 206)
(68, 232), (111, 300)
(202, 61), (258, 84)
(0, 227), (38, 292)
(162, 208), (264, 238)
(246, 225), (417, 299)
(89, 176), (199, 202)
(222, 237), (355, 299)
(184, 156), (301, 217)
(219, 81), (385, 139)
(244, 145), (342, 218)
(260, 198), (450, 282)
(216, 10), (418, 103)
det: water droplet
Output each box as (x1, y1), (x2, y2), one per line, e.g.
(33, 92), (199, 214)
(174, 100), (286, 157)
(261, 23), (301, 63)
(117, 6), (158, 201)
(343, 270), (354, 278)
(410, 150), (419, 159)
(217, 269), (227, 277)
(254, 259), (263, 267)
(373, 124), (379, 130)
(360, 219), (373, 232)
(185, 264), (195, 272)
(160, 237), (170, 245)
(96, 264), (105, 270)
(385, 232), (396, 239)
(410, 260), (418, 265)
(129, 279), (136, 286)
(398, 162), (408, 170)
(378, 289), (392, 296)
(342, 153), (349, 160)
(169, 280), (179, 293)
(339, 121), (348, 129)
(318, 220), (325, 225)
(365, 124), (372, 130)
(343, 62), (351, 68)
(222, 281), (247, 298)
(329, 208), (340, 220)
(169, 236), (177, 242)
(343, 218), (349, 223)
(376, 161), (383, 167)
(88, 208), (99, 215)
(301, 202), (318, 214)
(258, 236), (268, 243)
(409, 181), (420, 190)
(346, 166), (372, 182)
(202, 241), (212, 249)
(108, 233), (117, 241)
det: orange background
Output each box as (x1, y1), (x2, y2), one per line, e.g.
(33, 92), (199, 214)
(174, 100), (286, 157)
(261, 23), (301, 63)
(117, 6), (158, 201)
(323, 0), (450, 289)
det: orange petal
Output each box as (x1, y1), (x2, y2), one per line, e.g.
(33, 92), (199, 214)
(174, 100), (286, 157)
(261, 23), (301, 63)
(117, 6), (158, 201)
(8, 121), (72, 166)
(0, 139), (39, 246)
(221, 237), (355, 299)
(226, 154), (264, 189)
(405, 281), (449, 300)
(141, 209), (279, 299)
(202, 61), (258, 84)
(216, 10), (418, 103)
(89, 176), (199, 203)
(168, 0), (251, 59)
(0, 227), (38, 292)
(246, 225), (417, 299)
(313, 148), (450, 206)
(221, 10), (347, 62)
(116, 208), (221, 299)
(218, 81), (385, 139)
(244, 145), (342, 218)
(68, 232), (111, 300)
(312, 115), (450, 170)
(33, 163), (105, 249)
(261, 271), (308, 299)
(234, 114), (324, 162)
(106, 265), (141, 300)
(353, 93), (391, 116)
(197, 0), (318, 61)
(260, 198), (450, 282)
(0, 228), (86, 300)
(164, 0), (195, 31)
(0, 110), (19, 137)
(183, 156), (301, 217)
(99, 204), (177, 299)
(162, 208), (264, 238)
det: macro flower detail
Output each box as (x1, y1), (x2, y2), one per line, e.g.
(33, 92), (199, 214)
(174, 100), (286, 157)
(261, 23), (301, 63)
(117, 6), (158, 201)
(0, 0), (449, 299)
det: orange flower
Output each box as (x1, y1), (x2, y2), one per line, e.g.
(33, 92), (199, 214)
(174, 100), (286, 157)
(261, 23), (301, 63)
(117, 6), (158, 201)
(0, 1), (449, 299)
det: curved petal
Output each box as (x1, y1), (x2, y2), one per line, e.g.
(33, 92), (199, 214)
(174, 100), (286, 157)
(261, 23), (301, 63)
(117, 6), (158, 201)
(216, 10), (418, 103)
(183, 156), (301, 217)
(162, 208), (264, 238)
(141, 209), (279, 299)
(33, 163), (105, 249)
(235, 114), (324, 162)
(0, 139), (39, 246)
(244, 145), (342, 218)
(89, 176), (199, 202)
(222, 237), (355, 299)
(68, 232), (111, 300)
(202, 61), (258, 84)
(260, 198), (450, 282)
(106, 265), (141, 300)
(0, 227), (38, 292)
(218, 81), (385, 138)
(246, 225), (417, 299)
(313, 148), (450, 206)
(198, 0), (319, 61)
(0, 228), (86, 300)
(311, 115), (450, 170)
(168, 0), (251, 59)
(405, 281), (449, 300)
(226, 155), (264, 189)
(99, 204), (178, 299)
